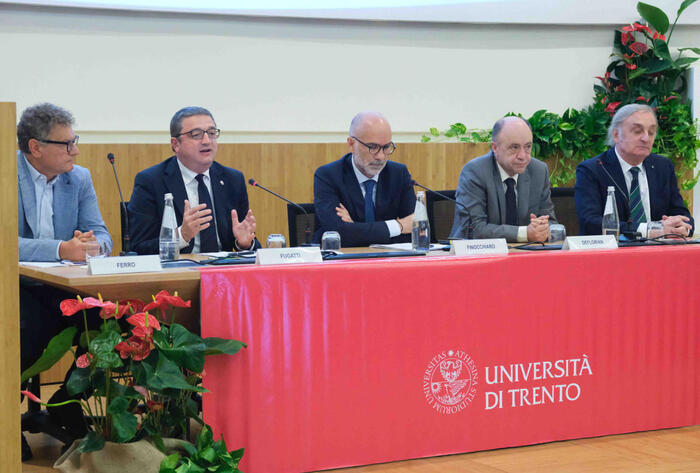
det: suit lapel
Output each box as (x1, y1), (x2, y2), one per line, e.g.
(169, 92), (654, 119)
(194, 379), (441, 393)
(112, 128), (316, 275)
(342, 155), (365, 220)
(605, 148), (630, 218)
(642, 157), (659, 218)
(516, 171), (530, 224)
(209, 163), (230, 243)
(53, 173), (75, 239)
(164, 157), (188, 218)
(17, 154), (38, 237)
(489, 154), (506, 225)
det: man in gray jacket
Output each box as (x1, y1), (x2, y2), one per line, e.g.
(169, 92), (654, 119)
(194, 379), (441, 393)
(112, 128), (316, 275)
(449, 116), (556, 242)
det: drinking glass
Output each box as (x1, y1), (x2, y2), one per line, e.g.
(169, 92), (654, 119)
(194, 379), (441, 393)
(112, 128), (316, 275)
(548, 224), (567, 243)
(646, 221), (664, 239)
(266, 234), (286, 248)
(86, 240), (109, 262)
(321, 231), (341, 250)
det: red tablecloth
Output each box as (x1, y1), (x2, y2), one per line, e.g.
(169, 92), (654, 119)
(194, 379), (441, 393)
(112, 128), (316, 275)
(201, 246), (699, 473)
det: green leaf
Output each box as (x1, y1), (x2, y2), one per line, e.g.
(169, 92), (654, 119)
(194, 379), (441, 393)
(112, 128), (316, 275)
(203, 337), (246, 357)
(678, 0), (697, 16)
(90, 330), (124, 369)
(79, 330), (100, 349)
(160, 453), (180, 471)
(21, 326), (77, 383)
(653, 39), (673, 61)
(199, 446), (217, 463)
(558, 122), (575, 131)
(643, 59), (672, 73)
(144, 353), (206, 393)
(107, 396), (139, 442)
(77, 431), (106, 453)
(674, 57), (699, 68)
(66, 366), (91, 396)
(637, 2), (669, 34)
(420, 135), (431, 143)
(679, 47), (700, 55)
(429, 127), (440, 137)
(629, 66), (649, 79)
(156, 323), (207, 373)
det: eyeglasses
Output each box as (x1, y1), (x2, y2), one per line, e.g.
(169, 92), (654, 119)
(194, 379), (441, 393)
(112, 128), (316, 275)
(351, 136), (396, 156)
(38, 136), (79, 153)
(176, 128), (221, 141)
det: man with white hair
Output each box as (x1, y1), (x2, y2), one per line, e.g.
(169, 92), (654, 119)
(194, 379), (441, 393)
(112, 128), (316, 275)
(575, 103), (693, 236)
(313, 111), (415, 247)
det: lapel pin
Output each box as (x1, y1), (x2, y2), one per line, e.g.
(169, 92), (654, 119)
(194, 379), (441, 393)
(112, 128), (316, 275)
(220, 180), (224, 186)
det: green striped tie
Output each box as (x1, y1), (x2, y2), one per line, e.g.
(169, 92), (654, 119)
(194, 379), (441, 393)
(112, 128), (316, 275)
(629, 167), (646, 227)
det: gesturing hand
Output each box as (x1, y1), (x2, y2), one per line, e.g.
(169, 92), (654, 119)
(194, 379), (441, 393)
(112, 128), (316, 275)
(180, 199), (213, 243)
(232, 209), (257, 249)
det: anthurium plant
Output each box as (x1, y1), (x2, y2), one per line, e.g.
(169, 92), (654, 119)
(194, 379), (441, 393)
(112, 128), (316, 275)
(423, 0), (699, 190)
(21, 290), (245, 456)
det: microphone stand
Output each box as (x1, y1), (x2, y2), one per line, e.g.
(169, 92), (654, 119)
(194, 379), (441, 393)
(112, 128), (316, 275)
(248, 179), (312, 245)
(412, 180), (473, 239)
(107, 153), (132, 255)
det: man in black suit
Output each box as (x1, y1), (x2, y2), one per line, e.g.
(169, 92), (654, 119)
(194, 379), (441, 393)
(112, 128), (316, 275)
(129, 106), (259, 254)
(313, 112), (415, 247)
(575, 104), (693, 237)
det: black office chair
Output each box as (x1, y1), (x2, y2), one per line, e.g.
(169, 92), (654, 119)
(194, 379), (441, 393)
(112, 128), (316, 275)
(550, 187), (579, 236)
(121, 201), (130, 254)
(426, 190), (456, 243)
(286, 203), (315, 247)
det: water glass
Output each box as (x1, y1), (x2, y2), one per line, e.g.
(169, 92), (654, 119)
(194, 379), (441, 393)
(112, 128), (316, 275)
(86, 240), (109, 262)
(266, 234), (286, 248)
(548, 223), (567, 243)
(646, 221), (664, 239)
(321, 231), (341, 250)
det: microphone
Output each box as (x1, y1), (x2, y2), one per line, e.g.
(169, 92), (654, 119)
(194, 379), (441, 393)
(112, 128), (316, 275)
(248, 178), (312, 245)
(411, 179), (472, 239)
(107, 153), (134, 255)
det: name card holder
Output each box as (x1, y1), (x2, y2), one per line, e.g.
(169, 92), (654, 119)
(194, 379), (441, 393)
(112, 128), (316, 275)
(562, 235), (618, 251)
(88, 255), (163, 275)
(256, 247), (323, 265)
(452, 238), (509, 256)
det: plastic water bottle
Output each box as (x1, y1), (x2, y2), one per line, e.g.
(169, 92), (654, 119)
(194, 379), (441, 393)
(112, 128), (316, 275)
(159, 193), (180, 261)
(412, 190), (430, 252)
(602, 186), (620, 239)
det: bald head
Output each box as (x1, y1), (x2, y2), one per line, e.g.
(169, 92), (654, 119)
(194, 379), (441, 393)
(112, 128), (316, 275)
(347, 111), (394, 178)
(349, 111), (391, 137)
(490, 116), (533, 176)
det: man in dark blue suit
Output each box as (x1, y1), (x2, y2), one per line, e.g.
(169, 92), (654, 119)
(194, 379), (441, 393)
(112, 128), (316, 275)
(129, 106), (260, 254)
(575, 104), (693, 237)
(313, 112), (416, 247)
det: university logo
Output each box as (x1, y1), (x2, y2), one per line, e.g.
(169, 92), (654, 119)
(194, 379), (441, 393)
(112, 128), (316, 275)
(423, 350), (478, 414)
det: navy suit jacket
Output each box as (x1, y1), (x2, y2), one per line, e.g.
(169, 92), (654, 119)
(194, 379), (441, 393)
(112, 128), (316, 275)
(129, 156), (259, 255)
(575, 148), (694, 236)
(313, 153), (416, 247)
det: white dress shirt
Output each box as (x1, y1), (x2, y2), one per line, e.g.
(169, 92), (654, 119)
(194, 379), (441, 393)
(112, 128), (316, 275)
(176, 159), (221, 253)
(350, 156), (401, 237)
(495, 162), (528, 242)
(615, 148), (651, 235)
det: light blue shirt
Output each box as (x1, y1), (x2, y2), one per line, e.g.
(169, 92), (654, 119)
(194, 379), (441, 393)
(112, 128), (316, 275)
(22, 155), (61, 259)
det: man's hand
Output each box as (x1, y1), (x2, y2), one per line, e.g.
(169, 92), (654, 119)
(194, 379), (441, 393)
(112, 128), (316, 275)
(180, 200), (213, 243)
(662, 215), (692, 236)
(397, 214), (414, 234)
(527, 213), (549, 242)
(232, 209), (257, 249)
(58, 230), (92, 262)
(336, 203), (353, 223)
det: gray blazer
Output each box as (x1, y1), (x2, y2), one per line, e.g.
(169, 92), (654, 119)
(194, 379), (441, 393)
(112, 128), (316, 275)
(449, 152), (556, 242)
(18, 151), (112, 261)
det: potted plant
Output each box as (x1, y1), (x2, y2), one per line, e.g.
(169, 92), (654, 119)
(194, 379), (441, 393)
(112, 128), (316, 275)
(21, 290), (245, 472)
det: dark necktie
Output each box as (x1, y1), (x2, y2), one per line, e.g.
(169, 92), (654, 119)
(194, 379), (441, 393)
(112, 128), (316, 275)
(629, 167), (646, 227)
(364, 180), (376, 223)
(195, 174), (218, 252)
(505, 177), (517, 226)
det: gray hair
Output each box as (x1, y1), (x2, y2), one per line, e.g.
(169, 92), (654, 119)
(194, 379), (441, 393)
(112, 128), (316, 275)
(17, 103), (74, 154)
(491, 116), (531, 143)
(607, 104), (657, 146)
(170, 106), (216, 137)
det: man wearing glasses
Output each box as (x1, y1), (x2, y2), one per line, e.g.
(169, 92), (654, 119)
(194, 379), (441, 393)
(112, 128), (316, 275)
(17, 103), (112, 459)
(313, 111), (415, 247)
(129, 106), (259, 254)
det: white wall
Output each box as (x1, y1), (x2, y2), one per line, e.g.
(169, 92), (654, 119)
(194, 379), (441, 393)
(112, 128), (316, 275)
(1, 3), (699, 142)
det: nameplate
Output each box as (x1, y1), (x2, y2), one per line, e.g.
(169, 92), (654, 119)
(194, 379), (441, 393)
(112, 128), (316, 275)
(88, 255), (163, 275)
(256, 247), (323, 265)
(562, 235), (618, 251)
(451, 238), (508, 256)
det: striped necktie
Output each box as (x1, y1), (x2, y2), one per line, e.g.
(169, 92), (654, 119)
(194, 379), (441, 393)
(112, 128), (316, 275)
(629, 167), (646, 227)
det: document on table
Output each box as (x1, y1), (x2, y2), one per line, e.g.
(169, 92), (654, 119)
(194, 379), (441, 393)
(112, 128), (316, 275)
(370, 243), (449, 251)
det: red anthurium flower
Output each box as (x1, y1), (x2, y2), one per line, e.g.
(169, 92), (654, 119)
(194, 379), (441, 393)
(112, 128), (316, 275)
(605, 71), (611, 79)
(625, 63), (637, 70)
(100, 298), (145, 320)
(115, 335), (152, 361)
(132, 385), (148, 399)
(636, 24), (651, 34)
(653, 31), (666, 41)
(146, 400), (164, 411)
(664, 95), (679, 102)
(76, 353), (93, 368)
(21, 390), (43, 404)
(60, 296), (108, 316)
(127, 312), (161, 339)
(605, 102), (622, 113)
(621, 32), (634, 46)
(615, 85), (625, 92)
(636, 96), (648, 102)
(628, 42), (649, 55)
(623, 53), (636, 60)
(144, 290), (191, 313)
(622, 24), (636, 32)
(600, 96), (608, 104)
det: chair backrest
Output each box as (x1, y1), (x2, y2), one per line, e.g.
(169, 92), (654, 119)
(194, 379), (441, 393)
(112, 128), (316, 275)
(550, 187), (578, 236)
(426, 190), (456, 243)
(287, 203), (316, 247)
(120, 201), (129, 253)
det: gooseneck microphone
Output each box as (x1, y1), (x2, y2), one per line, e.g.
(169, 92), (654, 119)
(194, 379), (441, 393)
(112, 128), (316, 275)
(248, 178), (312, 245)
(411, 179), (473, 239)
(596, 159), (630, 207)
(107, 152), (132, 255)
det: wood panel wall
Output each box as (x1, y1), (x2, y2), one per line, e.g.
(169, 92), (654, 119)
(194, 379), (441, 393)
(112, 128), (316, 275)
(0, 103), (20, 471)
(79, 142), (491, 254)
